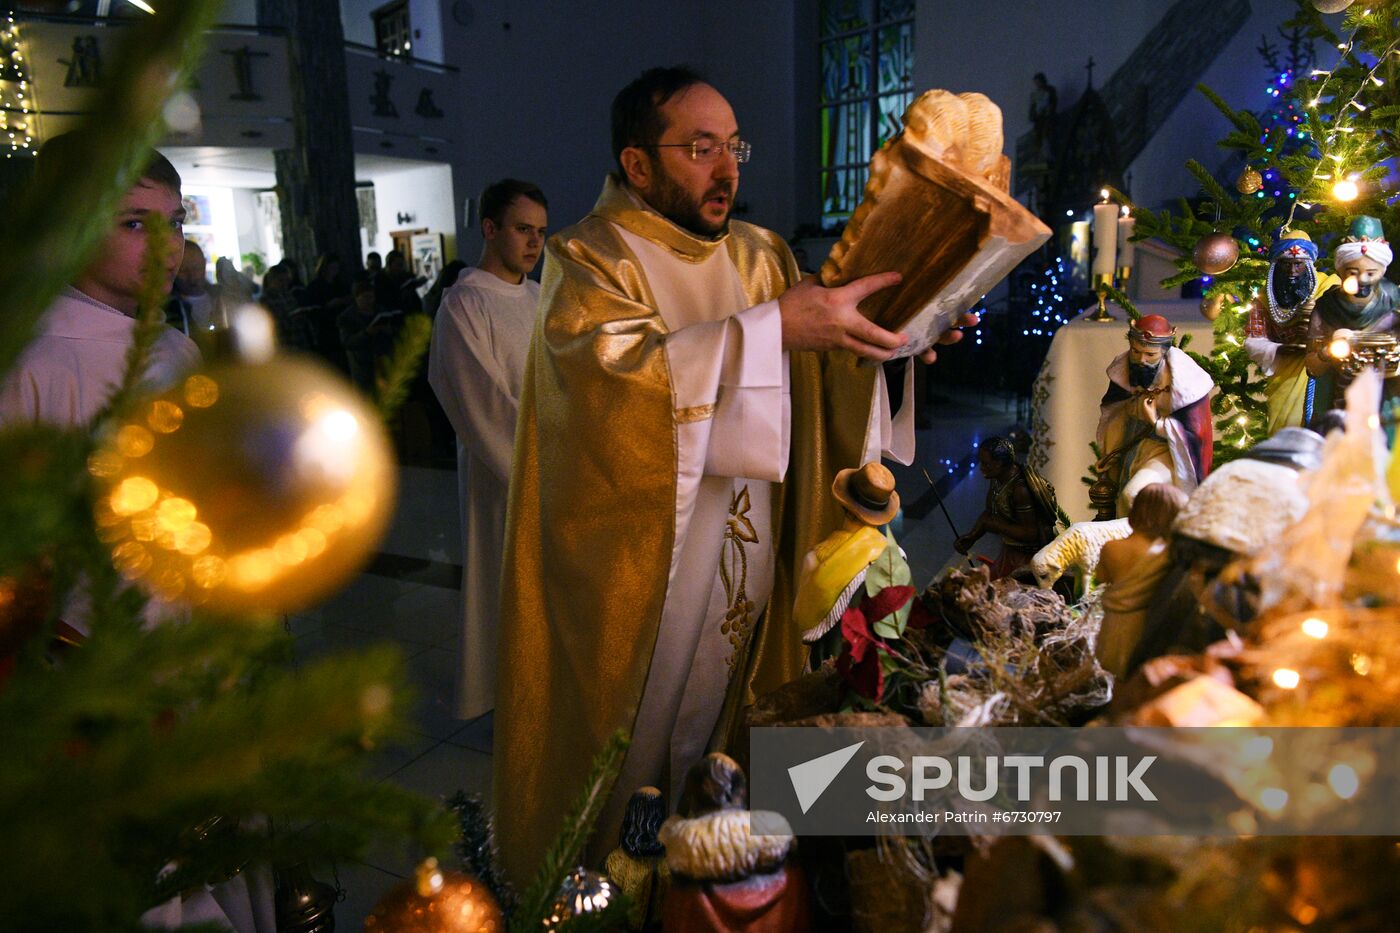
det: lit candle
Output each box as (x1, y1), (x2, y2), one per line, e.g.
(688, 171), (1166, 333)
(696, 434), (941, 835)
(1092, 194), (1118, 278)
(1117, 208), (1136, 270)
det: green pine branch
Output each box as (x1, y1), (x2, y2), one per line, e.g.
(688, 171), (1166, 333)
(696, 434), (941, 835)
(1100, 283), (1139, 321)
(510, 729), (631, 933)
(376, 312), (433, 422)
(0, 620), (455, 929)
(1197, 82), (1262, 137)
(102, 215), (178, 427)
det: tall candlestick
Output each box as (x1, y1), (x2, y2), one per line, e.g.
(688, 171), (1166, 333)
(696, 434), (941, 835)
(1117, 211), (1136, 270)
(1092, 200), (1118, 278)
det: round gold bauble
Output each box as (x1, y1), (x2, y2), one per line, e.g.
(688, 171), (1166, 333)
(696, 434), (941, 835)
(542, 868), (621, 930)
(1311, 0), (1355, 13)
(1235, 167), (1263, 195)
(1201, 293), (1225, 321)
(1193, 233), (1240, 275)
(89, 356), (396, 615)
(364, 859), (503, 933)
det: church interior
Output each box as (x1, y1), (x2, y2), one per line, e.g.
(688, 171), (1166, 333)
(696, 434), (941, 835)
(3, 1), (1399, 931)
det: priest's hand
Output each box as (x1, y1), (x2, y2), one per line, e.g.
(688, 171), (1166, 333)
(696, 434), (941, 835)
(778, 272), (907, 360)
(779, 273), (978, 363)
(920, 312), (981, 364)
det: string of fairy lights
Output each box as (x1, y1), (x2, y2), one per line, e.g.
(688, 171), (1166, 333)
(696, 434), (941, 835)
(0, 12), (36, 158)
(1209, 12), (1394, 381)
(1287, 13), (1400, 222)
(1022, 256), (1071, 338)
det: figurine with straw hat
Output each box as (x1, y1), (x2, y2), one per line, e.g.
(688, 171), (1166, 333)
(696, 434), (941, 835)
(792, 462), (901, 662)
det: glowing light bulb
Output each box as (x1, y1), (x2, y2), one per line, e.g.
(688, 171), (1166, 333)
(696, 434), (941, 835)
(1343, 276), (1360, 296)
(1329, 764), (1360, 799)
(1329, 336), (1352, 359)
(1273, 668), (1301, 689)
(1301, 617), (1329, 639)
(1259, 787), (1289, 812)
(1333, 178), (1360, 201)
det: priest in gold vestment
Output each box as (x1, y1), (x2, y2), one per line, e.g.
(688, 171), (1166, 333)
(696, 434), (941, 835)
(495, 67), (966, 884)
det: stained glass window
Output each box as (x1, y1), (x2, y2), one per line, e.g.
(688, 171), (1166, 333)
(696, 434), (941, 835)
(819, 0), (914, 230)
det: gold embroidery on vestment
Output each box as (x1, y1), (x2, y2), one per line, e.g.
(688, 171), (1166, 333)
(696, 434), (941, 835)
(674, 404), (716, 424)
(720, 485), (758, 672)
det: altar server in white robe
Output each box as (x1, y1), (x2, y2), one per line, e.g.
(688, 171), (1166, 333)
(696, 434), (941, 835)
(428, 179), (548, 720)
(0, 143), (274, 933)
(1, 155), (198, 428)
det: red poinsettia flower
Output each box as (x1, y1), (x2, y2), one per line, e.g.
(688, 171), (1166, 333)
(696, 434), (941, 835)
(836, 585), (917, 701)
(836, 602), (881, 699)
(841, 602), (877, 663)
(862, 585), (915, 624)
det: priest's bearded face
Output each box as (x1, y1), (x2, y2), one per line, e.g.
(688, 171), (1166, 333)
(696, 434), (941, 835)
(641, 83), (740, 237)
(1270, 257), (1316, 310)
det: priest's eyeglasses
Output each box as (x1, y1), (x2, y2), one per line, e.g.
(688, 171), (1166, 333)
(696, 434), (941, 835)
(650, 138), (752, 163)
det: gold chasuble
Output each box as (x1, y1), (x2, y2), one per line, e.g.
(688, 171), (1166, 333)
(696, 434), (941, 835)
(495, 177), (879, 885)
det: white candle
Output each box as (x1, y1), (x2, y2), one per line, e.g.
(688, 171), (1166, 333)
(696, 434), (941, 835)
(1092, 202), (1118, 277)
(1117, 213), (1136, 270)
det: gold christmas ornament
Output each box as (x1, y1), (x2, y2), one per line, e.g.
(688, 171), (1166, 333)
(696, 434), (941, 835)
(1193, 232), (1240, 275)
(89, 356), (396, 615)
(364, 858), (503, 932)
(1201, 293), (1225, 321)
(1311, 0), (1355, 12)
(542, 867), (621, 930)
(1235, 167), (1263, 195)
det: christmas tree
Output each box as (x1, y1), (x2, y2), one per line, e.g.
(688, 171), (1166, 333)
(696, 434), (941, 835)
(0, 5), (459, 928)
(1131, 0), (1400, 460)
(0, 11), (36, 159)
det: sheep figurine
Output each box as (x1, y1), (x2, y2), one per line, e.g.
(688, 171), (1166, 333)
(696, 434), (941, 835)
(1030, 518), (1132, 589)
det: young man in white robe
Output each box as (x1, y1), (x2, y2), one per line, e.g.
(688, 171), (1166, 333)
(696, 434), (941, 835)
(427, 179), (548, 721)
(0, 149), (199, 427)
(493, 66), (976, 883)
(0, 143), (275, 932)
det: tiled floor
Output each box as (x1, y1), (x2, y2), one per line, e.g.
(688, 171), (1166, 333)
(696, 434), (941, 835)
(291, 386), (1017, 927)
